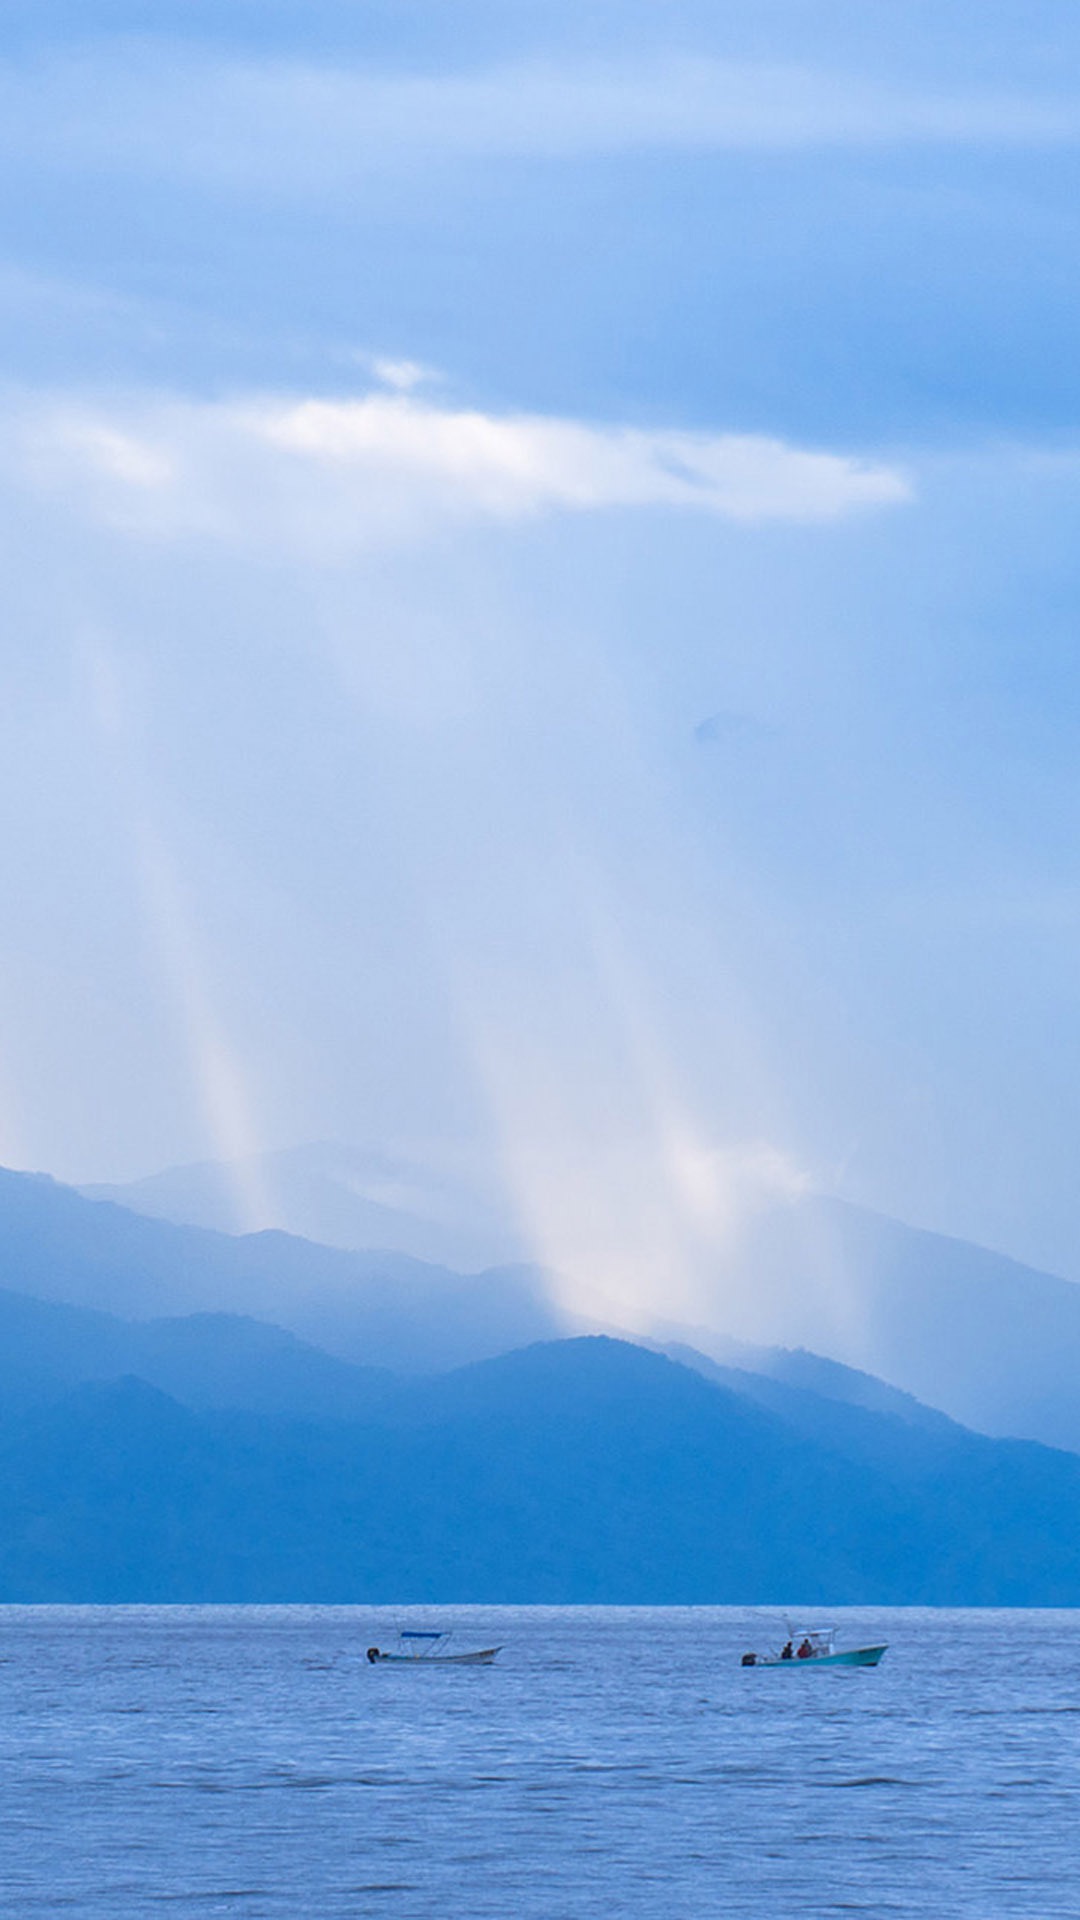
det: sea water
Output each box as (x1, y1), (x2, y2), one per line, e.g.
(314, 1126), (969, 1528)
(0, 1606), (1076, 1918)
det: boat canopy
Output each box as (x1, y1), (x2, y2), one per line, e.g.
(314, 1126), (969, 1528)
(397, 1629), (452, 1657)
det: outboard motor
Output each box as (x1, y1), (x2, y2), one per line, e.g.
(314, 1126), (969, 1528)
(741, 1652), (756, 1666)
(366, 1647), (380, 1664)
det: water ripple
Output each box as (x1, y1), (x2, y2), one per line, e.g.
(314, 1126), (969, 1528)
(0, 1605), (1077, 1919)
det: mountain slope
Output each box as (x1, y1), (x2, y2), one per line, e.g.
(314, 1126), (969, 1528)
(662, 1193), (1080, 1450)
(0, 1165), (564, 1371)
(0, 1287), (396, 1419)
(81, 1141), (524, 1272)
(666, 1338), (956, 1433)
(1, 1335), (1080, 1604)
(0, 1280), (953, 1447)
(10, 1160), (1080, 1451)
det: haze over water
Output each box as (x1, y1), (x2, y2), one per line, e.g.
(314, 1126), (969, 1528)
(2, 1606), (1076, 1918)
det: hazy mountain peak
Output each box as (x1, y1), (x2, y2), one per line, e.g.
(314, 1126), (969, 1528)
(81, 1140), (527, 1272)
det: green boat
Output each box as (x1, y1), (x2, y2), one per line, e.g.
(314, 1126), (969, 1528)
(741, 1628), (887, 1669)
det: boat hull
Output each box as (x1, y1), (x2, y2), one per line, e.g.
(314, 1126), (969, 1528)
(370, 1648), (501, 1666)
(754, 1645), (887, 1669)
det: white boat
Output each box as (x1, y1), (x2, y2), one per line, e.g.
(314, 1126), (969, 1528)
(366, 1630), (501, 1666)
(741, 1627), (887, 1669)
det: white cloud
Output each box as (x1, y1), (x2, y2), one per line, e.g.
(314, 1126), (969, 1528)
(11, 387), (912, 550)
(370, 357), (437, 393)
(1, 48), (1079, 192)
(52, 419), (174, 491)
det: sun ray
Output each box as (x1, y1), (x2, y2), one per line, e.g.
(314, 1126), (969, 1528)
(81, 637), (278, 1233)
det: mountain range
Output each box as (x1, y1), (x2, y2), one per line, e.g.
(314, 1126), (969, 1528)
(3, 1156), (1080, 1603)
(0, 1165), (565, 1372)
(81, 1141), (525, 1272)
(678, 1193), (1080, 1452)
(1, 1302), (1079, 1604)
(32, 1156), (1080, 1450)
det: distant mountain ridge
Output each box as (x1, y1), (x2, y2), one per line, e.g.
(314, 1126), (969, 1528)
(7, 1159), (1080, 1451)
(1, 1259), (1079, 1605)
(663, 1338), (956, 1434)
(0, 1278), (946, 1439)
(683, 1193), (1080, 1451)
(0, 1286), (396, 1421)
(1, 1326), (1080, 1604)
(0, 1165), (566, 1372)
(81, 1141), (525, 1273)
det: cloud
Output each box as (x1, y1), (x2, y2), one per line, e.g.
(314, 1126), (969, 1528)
(50, 418), (175, 491)
(1, 48), (1079, 193)
(11, 387), (912, 550)
(370, 357), (438, 394)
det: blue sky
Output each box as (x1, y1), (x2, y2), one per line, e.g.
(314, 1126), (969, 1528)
(4, 3), (1080, 1301)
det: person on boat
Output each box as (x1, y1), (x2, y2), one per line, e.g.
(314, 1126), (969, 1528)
(780, 1640), (793, 1660)
(797, 1637), (814, 1659)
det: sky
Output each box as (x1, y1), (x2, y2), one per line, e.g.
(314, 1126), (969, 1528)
(4, 2), (1080, 1294)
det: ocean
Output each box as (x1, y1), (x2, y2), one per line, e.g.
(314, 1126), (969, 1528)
(1, 1605), (1076, 1917)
